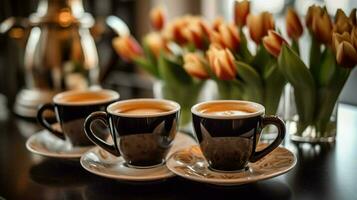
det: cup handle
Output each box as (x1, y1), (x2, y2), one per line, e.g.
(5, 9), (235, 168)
(250, 116), (286, 162)
(84, 111), (120, 156)
(37, 103), (65, 140)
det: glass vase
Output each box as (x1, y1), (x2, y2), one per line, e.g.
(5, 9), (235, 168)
(153, 80), (213, 133)
(286, 85), (337, 143)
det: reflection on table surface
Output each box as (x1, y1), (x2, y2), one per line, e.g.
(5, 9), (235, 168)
(0, 103), (357, 200)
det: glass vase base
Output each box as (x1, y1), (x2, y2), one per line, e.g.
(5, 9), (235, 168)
(290, 134), (335, 143)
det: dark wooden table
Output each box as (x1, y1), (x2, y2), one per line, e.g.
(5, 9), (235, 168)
(1, 103), (357, 200)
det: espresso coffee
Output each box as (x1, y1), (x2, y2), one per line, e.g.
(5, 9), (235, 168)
(111, 101), (175, 115)
(54, 91), (116, 105)
(37, 89), (120, 147)
(197, 102), (259, 116)
(192, 100), (285, 171)
(85, 99), (180, 168)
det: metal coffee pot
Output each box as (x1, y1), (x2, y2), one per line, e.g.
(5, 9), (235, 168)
(1, 0), (100, 117)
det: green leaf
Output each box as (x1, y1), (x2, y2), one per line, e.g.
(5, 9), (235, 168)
(309, 37), (322, 83)
(158, 53), (193, 87)
(315, 66), (350, 134)
(142, 40), (157, 66)
(236, 61), (264, 103)
(278, 44), (316, 127)
(291, 39), (300, 56)
(318, 47), (336, 87)
(134, 57), (160, 78)
(238, 28), (253, 63)
(263, 63), (286, 115)
(216, 79), (244, 100)
(250, 45), (274, 77)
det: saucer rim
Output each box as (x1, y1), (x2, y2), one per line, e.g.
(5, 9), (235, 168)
(80, 146), (175, 181)
(166, 144), (297, 185)
(26, 130), (93, 159)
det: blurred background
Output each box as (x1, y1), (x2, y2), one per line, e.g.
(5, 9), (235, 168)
(0, 0), (356, 116)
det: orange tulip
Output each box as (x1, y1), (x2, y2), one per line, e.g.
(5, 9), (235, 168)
(286, 7), (303, 40)
(183, 52), (209, 79)
(333, 29), (357, 68)
(263, 30), (288, 57)
(163, 16), (209, 49)
(247, 12), (275, 44)
(333, 9), (356, 34)
(112, 35), (143, 62)
(143, 32), (166, 57)
(305, 5), (332, 44)
(210, 23), (240, 50)
(150, 6), (166, 31)
(206, 45), (237, 80)
(234, 0), (250, 27)
(306, 5), (323, 29)
(212, 17), (225, 32)
(312, 11), (333, 44)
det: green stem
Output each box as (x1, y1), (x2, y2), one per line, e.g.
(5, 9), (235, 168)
(291, 39), (300, 56)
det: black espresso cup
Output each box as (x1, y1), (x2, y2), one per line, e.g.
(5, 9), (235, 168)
(37, 89), (120, 147)
(191, 100), (285, 172)
(84, 98), (180, 168)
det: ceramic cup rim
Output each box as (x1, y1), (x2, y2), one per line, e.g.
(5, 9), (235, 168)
(191, 100), (265, 119)
(53, 89), (120, 106)
(107, 98), (181, 118)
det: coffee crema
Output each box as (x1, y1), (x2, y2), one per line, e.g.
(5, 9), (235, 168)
(112, 102), (173, 115)
(54, 90), (119, 105)
(198, 102), (258, 116)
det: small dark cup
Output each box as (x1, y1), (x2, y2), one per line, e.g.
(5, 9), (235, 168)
(37, 89), (120, 147)
(84, 98), (180, 168)
(192, 100), (286, 172)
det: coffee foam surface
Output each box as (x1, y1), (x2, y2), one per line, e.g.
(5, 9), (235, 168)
(108, 99), (180, 117)
(192, 100), (264, 119)
(54, 90), (119, 105)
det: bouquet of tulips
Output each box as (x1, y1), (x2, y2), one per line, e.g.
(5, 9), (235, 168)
(205, 1), (286, 116)
(112, 7), (210, 126)
(112, 1), (290, 128)
(264, 6), (357, 138)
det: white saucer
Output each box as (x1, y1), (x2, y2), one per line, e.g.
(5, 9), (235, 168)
(166, 144), (297, 186)
(26, 129), (92, 159)
(80, 132), (197, 182)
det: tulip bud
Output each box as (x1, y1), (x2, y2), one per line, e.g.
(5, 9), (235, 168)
(210, 23), (240, 50)
(212, 17), (225, 31)
(181, 19), (210, 49)
(332, 32), (351, 53)
(312, 9), (333, 44)
(113, 35), (143, 62)
(336, 41), (357, 68)
(333, 9), (353, 34)
(306, 5), (323, 29)
(150, 6), (166, 31)
(263, 30), (288, 57)
(234, 0), (250, 27)
(183, 52), (209, 79)
(143, 32), (166, 57)
(247, 12), (275, 44)
(332, 30), (357, 68)
(207, 45), (237, 80)
(286, 7), (303, 40)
